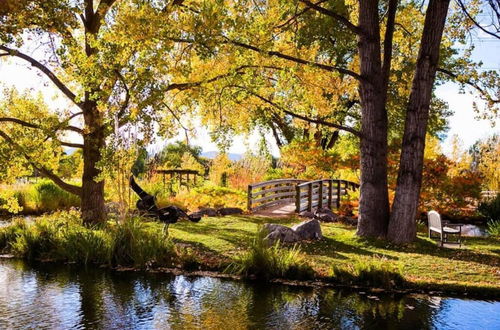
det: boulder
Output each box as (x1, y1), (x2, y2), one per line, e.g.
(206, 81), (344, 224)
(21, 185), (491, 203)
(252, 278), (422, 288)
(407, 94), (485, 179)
(105, 202), (122, 215)
(314, 207), (339, 222)
(291, 219), (322, 240)
(339, 216), (358, 226)
(262, 223), (300, 244)
(197, 208), (218, 217)
(217, 207), (244, 216)
(299, 211), (315, 219)
(461, 224), (486, 237)
(189, 211), (205, 219)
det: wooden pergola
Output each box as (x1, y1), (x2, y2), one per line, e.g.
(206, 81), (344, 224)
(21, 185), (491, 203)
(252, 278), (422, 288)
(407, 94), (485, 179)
(154, 169), (200, 193)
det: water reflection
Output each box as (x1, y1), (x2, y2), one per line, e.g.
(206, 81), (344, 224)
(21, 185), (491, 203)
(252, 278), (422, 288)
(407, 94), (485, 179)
(0, 260), (498, 329)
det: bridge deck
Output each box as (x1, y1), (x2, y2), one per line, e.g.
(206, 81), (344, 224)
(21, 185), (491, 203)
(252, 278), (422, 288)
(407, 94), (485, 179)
(251, 203), (297, 217)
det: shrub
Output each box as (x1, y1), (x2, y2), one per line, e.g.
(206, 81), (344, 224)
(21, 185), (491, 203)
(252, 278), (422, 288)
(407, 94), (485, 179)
(486, 220), (500, 237)
(226, 229), (314, 280)
(416, 219), (427, 233)
(163, 184), (246, 210)
(478, 193), (500, 222)
(331, 258), (405, 289)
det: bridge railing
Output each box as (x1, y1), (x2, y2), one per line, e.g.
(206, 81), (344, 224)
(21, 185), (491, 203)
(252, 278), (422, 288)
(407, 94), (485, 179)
(295, 179), (359, 213)
(248, 178), (359, 213)
(247, 179), (307, 212)
(481, 191), (499, 200)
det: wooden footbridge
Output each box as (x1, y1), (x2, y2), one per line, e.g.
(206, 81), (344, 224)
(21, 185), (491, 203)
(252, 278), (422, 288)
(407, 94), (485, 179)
(248, 179), (359, 216)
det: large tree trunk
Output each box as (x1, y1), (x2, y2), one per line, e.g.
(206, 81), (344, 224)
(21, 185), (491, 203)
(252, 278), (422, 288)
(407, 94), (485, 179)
(79, 0), (108, 224)
(81, 101), (106, 224)
(355, 0), (390, 238)
(388, 0), (451, 243)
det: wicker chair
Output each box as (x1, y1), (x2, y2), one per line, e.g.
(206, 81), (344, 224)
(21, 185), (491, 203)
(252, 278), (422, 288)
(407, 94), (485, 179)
(427, 210), (463, 247)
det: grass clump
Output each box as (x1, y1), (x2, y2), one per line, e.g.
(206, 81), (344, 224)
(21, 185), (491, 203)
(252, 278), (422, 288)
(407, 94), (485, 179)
(226, 228), (314, 280)
(0, 217), (27, 252)
(331, 257), (405, 289)
(33, 180), (80, 212)
(58, 226), (111, 265)
(486, 220), (500, 237)
(109, 217), (176, 268)
(0, 180), (80, 215)
(9, 215), (62, 260)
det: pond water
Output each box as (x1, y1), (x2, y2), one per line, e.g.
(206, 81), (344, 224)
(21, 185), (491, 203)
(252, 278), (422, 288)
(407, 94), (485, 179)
(0, 260), (499, 329)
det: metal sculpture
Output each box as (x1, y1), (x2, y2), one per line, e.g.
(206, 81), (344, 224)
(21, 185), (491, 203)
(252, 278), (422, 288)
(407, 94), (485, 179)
(130, 176), (201, 223)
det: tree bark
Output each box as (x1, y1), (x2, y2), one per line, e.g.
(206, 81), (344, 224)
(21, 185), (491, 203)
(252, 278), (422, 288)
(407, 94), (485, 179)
(81, 100), (106, 224)
(356, 0), (390, 238)
(388, 0), (451, 243)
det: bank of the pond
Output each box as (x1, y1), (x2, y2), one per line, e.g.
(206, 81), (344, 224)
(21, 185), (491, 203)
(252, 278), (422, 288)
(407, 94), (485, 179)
(0, 212), (499, 298)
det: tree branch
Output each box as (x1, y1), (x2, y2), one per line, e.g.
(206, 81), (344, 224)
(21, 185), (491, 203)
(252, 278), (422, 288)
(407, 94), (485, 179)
(230, 85), (362, 137)
(382, 0), (399, 92)
(169, 37), (362, 80)
(0, 129), (82, 196)
(0, 117), (83, 134)
(276, 0), (328, 29)
(437, 67), (500, 103)
(165, 64), (284, 91)
(59, 141), (84, 148)
(456, 0), (500, 39)
(114, 69), (130, 119)
(225, 39), (363, 80)
(0, 45), (83, 110)
(298, 0), (362, 34)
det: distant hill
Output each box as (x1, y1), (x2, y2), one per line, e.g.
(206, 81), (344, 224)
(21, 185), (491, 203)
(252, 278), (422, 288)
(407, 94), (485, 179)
(201, 151), (242, 161)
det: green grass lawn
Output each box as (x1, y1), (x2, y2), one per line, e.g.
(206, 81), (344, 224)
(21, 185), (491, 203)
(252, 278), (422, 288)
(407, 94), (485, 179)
(164, 215), (500, 293)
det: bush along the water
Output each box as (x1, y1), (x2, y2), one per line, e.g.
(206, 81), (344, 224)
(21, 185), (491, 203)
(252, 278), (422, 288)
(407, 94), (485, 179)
(225, 228), (315, 280)
(330, 257), (405, 289)
(0, 211), (189, 269)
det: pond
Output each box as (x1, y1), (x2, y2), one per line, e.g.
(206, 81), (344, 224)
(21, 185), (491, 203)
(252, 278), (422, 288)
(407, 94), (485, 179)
(0, 260), (498, 329)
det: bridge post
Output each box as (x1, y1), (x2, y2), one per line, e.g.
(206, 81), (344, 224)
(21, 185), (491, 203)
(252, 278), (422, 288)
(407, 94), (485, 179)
(328, 180), (333, 209)
(295, 185), (301, 212)
(318, 180), (323, 208)
(336, 180), (341, 209)
(247, 185), (252, 211)
(307, 183), (313, 212)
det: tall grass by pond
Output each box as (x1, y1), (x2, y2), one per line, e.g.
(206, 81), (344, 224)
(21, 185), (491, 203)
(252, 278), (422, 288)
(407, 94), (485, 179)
(0, 211), (188, 269)
(0, 180), (80, 214)
(225, 228), (315, 280)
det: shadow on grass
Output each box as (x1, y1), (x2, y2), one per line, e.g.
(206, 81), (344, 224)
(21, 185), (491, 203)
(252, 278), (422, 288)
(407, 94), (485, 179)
(170, 222), (257, 250)
(372, 236), (500, 268)
(300, 236), (399, 261)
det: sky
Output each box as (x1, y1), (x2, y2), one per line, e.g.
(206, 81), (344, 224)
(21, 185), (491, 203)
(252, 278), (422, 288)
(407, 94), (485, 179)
(0, 29), (498, 158)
